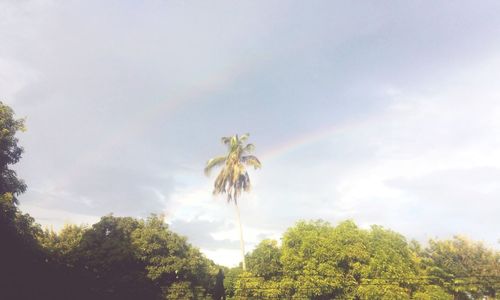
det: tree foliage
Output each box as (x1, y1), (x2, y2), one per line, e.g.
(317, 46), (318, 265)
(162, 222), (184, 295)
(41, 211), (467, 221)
(0, 102), (48, 299)
(246, 239), (282, 280)
(422, 236), (500, 299)
(37, 215), (219, 300)
(0, 102), (26, 203)
(232, 220), (499, 300)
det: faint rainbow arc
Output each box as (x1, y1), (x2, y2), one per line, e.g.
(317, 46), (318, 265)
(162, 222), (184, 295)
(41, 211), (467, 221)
(53, 62), (253, 189)
(259, 115), (375, 162)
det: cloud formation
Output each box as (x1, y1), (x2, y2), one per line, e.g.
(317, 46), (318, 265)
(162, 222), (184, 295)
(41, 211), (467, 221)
(1, 0), (499, 266)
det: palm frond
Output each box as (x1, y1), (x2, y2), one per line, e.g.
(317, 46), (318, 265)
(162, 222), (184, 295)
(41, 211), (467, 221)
(204, 155), (227, 176)
(230, 135), (239, 149)
(242, 143), (255, 153)
(239, 133), (250, 144)
(213, 168), (228, 194)
(241, 155), (261, 169)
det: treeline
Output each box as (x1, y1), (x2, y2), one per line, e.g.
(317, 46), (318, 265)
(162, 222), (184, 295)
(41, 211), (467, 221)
(3, 207), (499, 300)
(224, 220), (499, 299)
(1, 206), (221, 299)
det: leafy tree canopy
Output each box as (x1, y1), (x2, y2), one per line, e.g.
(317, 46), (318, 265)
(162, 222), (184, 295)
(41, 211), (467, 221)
(232, 220), (499, 300)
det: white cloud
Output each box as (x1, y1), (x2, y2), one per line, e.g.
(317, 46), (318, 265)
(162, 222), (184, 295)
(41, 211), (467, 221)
(20, 203), (99, 231)
(201, 249), (242, 268)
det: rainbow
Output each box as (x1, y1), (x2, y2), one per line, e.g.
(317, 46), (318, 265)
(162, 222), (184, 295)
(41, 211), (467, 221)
(260, 115), (374, 162)
(52, 61), (378, 191)
(52, 61), (253, 188)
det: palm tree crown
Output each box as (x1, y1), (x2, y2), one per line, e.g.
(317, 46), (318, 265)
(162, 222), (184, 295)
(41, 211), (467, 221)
(204, 133), (261, 204)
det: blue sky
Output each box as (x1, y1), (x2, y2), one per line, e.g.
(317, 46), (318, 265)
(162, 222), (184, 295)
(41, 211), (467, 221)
(1, 0), (500, 266)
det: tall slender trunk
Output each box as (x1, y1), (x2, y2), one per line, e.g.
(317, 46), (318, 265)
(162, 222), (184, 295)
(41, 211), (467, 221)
(234, 202), (246, 270)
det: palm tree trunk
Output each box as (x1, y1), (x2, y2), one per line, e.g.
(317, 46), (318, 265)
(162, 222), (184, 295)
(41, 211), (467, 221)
(234, 202), (246, 270)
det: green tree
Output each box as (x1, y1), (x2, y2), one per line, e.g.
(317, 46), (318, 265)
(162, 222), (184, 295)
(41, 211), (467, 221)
(234, 240), (283, 299)
(0, 102), (26, 204)
(0, 101), (29, 260)
(39, 224), (87, 263)
(357, 226), (418, 300)
(408, 240), (453, 300)
(38, 214), (220, 300)
(422, 236), (500, 299)
(223, 266), (243, 298)
(280, 220), (369, 299)
(70, 215), (156, 299)
(412, 286), (453, 300)
(246, 239), (282, 280)
(204, 134), (261, 270)
(132, 214), (217, 299)
(0, 102), (45, 299)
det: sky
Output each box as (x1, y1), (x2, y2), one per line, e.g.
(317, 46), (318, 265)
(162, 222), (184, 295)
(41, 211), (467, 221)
(1, 0), (500, 266)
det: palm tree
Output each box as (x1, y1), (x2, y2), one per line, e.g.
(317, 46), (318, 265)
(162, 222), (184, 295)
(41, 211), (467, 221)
(204, 133), (261, 270)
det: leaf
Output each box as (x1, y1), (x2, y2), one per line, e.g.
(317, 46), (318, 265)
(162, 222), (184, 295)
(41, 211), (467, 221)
(204, 156), (227, 176)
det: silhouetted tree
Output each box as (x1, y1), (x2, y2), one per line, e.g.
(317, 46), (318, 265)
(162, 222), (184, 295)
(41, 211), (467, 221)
(213, 269), (226, 300)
